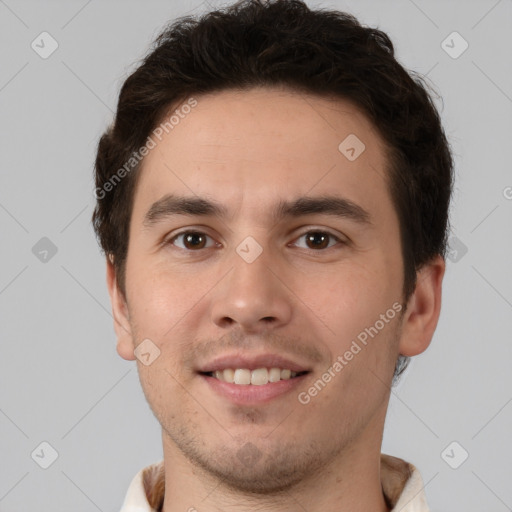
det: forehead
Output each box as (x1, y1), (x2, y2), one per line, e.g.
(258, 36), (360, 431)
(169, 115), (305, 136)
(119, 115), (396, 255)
(133, 87), (393, 224)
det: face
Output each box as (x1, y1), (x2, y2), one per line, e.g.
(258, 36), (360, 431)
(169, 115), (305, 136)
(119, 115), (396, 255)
(109, 87), (439, 493)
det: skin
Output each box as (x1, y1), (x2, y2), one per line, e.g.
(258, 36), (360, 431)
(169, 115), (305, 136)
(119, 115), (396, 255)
(107, 87), (445, 512)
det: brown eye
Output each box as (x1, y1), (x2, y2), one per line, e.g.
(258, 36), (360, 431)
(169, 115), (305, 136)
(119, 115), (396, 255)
(294, 231), (341, 250)
(170, 231), (214, 250)
(306, 232), (330, 249)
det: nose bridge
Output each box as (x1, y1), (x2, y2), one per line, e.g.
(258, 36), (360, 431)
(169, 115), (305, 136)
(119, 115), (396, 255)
(210, 242), (293, 330)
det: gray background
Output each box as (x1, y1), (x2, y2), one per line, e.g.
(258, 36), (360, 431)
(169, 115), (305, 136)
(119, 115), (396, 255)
(0, 0), (511, 511)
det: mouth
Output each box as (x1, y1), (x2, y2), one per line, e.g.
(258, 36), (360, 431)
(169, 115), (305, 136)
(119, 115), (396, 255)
(199, 367), (310, 385)
(196, 353), (313, 405)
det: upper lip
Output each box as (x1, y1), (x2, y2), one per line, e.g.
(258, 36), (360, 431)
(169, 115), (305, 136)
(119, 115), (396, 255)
(197, 353), (312, 373)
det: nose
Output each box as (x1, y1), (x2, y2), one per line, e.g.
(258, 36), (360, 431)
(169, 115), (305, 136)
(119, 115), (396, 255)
(210, 248), (293, 333)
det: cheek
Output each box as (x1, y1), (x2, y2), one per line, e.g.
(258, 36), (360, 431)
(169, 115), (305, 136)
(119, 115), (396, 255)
(126, 257), (202, 335)
(292, 257), (402, 387)
(137, 363), (189, 430)
(294, 261), (391, 338)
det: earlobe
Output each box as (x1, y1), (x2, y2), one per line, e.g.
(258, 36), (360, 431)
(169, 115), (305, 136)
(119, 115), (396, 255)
(398, 255), (445, 357)
(106, 257), (136, 361)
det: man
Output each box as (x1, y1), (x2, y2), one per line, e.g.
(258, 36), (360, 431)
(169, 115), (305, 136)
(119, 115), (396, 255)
(92, 0), (452, 510)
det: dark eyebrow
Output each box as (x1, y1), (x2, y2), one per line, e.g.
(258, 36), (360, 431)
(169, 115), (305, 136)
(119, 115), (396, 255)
(274, 196), (372, 226)
(143, 193), (372, 228)
(143, 194), (228, 227)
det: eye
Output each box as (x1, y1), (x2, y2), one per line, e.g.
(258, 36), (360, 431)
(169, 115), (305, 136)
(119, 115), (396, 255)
(169, 231), (216, 250)
(292, 230), (343, 250)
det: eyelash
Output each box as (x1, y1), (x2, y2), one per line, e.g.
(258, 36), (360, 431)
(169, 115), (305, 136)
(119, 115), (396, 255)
(166, 229), (346, 252)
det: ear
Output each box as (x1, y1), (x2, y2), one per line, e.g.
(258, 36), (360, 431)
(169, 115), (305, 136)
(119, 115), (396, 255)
(106, 256), (136, 361)
(398, 255), (445, 357)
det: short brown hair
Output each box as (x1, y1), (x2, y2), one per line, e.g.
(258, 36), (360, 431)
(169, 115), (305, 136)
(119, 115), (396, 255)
(92, 0), (453, 379)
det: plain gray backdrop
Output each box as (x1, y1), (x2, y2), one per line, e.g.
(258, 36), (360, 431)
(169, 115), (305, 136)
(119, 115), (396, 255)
(1, 0), (511, 511)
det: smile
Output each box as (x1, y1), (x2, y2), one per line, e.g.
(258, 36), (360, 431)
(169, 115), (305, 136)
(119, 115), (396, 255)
(202, 367), (308, 385)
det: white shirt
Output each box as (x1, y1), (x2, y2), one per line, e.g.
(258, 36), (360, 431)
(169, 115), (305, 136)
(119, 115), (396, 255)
(120, 453), (430, 511)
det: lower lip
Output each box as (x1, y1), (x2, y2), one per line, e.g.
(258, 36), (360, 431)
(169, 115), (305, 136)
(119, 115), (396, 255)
(199, 373), (309, 405)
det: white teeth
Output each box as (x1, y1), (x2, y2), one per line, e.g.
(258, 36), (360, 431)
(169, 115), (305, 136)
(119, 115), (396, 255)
(281, 369), (291, 380)
(251, 368), (268, 386)
(233, 369), (251, 385)
(268, 367), (282, 382)
(210, 367), (301, 385)
(223, 368), (235, 383)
